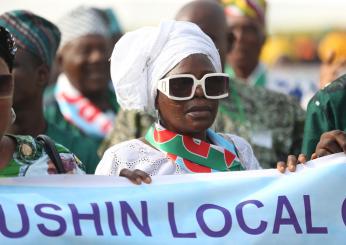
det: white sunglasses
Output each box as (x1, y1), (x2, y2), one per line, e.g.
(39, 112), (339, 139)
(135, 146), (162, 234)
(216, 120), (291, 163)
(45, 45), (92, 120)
(157, 73), (230, 101)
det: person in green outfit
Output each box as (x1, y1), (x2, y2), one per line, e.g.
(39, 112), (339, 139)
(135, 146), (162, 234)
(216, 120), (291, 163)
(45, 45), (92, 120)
(0, 26), (85, 177)
(302, 74), (346, 158)
(0, 10), (99, 173)
(44, 6), (119, 153)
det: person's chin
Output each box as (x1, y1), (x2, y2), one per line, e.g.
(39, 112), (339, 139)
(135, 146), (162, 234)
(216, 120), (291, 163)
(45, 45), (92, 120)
(82, 82), (108, 94)
(232, 53), (248, 63)
(186, 116), (213, 132)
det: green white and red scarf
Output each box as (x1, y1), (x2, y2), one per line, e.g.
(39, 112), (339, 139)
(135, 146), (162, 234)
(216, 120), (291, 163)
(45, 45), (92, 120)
(145, 124), (244, 173)
(55, 74), (115, 138)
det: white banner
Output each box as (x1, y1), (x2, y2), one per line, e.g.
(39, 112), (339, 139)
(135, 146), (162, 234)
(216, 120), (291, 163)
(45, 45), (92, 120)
(0, 153), (345, 244)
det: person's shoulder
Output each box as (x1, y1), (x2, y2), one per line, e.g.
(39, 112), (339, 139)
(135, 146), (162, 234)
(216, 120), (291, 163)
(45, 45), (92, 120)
(219, 133), (252, 150)
(46, 121), (97, 149)
(97, 138), (163, 175)
(102, 138), (152, 157)
(322, 74), (346, 94)
(231, 79), (301, 105)
(224, 80), (304, 118)
(308, 74), (346, 109)
(219, 133), (262, 170)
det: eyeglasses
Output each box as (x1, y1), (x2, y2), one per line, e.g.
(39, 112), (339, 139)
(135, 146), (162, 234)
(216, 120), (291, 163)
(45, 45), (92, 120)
(0, 74), (13, 99)
(157, 73), (230, 101)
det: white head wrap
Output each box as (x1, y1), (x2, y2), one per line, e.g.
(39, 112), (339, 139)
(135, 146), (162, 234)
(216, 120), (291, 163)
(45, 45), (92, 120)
(110, 20), (221, 113)
(57, 6), (109, 49)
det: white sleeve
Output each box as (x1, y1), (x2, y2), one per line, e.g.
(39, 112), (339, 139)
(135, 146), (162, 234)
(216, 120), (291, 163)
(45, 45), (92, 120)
(95, 145), (120, 175)
(95, 139), (170, 176)
(95, 140), (140, 176)
(223, 134), (262, 170)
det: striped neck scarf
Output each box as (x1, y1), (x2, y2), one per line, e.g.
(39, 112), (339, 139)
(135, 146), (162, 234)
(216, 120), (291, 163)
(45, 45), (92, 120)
(54, 74), (115, 138)
(145, 123), (244, 173)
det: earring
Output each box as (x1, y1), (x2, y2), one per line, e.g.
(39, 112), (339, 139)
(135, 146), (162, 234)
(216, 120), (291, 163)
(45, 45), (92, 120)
(11, 107), (16, 124)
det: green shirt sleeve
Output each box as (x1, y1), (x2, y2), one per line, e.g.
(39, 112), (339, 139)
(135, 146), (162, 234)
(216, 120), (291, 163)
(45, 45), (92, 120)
(302, 92), (332, 158)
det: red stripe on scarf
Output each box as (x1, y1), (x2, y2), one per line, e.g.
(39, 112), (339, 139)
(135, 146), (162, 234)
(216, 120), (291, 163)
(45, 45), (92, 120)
(154, 128), (176, 143)
(60, 93), (84, 103)
(182, 136), (210, 158)
(224, 150), (236, 168)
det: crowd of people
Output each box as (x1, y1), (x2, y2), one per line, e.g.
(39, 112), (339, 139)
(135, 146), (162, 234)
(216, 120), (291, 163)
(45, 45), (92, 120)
(0, 0), (346, 182)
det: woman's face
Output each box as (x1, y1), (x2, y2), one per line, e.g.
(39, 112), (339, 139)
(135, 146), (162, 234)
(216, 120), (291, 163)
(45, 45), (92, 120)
(156, 54), (219, 138)
(59, 35), (109, 96)
(0, 57), (13, 139)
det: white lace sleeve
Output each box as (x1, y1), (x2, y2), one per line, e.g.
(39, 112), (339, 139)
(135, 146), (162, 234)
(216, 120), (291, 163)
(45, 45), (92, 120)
(95, 144), (123, 176)
(222, 134), (262, 170)
(95, 139), (176, 176)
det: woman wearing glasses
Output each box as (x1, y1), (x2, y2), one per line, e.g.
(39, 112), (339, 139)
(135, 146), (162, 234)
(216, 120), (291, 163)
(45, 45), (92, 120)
(96, 20), (346, 183)
(95, 20), (261, 183)
(0, 26), (84, 176)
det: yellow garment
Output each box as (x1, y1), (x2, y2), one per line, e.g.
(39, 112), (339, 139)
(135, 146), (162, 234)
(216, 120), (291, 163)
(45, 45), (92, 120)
(260, 36), (294, 66)
(222, 0), (267, 22)
(318, 31), (346, 63)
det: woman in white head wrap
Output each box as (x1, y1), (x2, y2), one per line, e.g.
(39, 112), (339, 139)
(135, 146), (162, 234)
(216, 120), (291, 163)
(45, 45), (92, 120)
(96, 20), (261, 183)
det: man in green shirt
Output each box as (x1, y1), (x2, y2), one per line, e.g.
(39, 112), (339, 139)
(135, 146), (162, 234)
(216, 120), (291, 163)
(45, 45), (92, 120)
(0, 10), (99, 173)
(302, 74), (346, 158)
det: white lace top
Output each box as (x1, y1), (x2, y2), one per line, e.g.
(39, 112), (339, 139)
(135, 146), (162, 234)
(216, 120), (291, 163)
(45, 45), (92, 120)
(95, 134), (261, 176)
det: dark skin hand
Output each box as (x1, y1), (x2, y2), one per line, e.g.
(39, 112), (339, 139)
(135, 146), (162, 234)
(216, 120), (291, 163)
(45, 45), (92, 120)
(277, 130), (346, 173)
(120, 168), (152, 185)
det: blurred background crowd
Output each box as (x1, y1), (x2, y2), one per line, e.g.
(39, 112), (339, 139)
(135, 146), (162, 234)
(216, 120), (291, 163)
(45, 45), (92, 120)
(3, 0), (346, 109)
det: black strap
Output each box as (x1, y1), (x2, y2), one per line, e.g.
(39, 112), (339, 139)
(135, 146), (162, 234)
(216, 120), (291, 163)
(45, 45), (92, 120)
(36, 134), (66, 174)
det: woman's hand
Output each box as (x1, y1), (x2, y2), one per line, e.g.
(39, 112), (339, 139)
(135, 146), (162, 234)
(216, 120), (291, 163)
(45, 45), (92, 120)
(277, 130), (346, 173)
(119, 168), (152, 185)
(277, 154), (307, 173)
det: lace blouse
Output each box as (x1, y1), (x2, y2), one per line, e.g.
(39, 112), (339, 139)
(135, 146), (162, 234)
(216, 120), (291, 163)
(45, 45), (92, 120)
(96, 133), (261, 176)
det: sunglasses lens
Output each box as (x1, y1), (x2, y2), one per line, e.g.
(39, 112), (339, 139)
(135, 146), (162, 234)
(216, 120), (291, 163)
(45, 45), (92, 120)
(169, 77), (194, 98)
(0, 75), (13, 97)
(205, 76), (229, 96)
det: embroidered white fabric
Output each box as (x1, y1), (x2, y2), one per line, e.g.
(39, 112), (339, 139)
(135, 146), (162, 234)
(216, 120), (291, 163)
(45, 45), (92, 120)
(95, 134), (261, 176)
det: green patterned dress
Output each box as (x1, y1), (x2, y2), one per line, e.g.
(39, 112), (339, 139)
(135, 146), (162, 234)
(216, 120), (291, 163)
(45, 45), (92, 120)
(0, 135), (85, 177)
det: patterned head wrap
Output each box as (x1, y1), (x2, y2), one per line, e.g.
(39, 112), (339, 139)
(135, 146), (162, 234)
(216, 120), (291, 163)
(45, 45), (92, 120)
(94, 8), (122, 36)
(0, 26), (17, 71)
(110, 20), (221, 113)
(222, 0), (267, 25)
(0, 10), (60, 67)
(57, 6), (109, 49)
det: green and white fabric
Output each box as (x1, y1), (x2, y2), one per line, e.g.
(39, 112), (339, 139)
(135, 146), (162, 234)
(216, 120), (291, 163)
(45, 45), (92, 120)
(0, 135), (85, 177)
